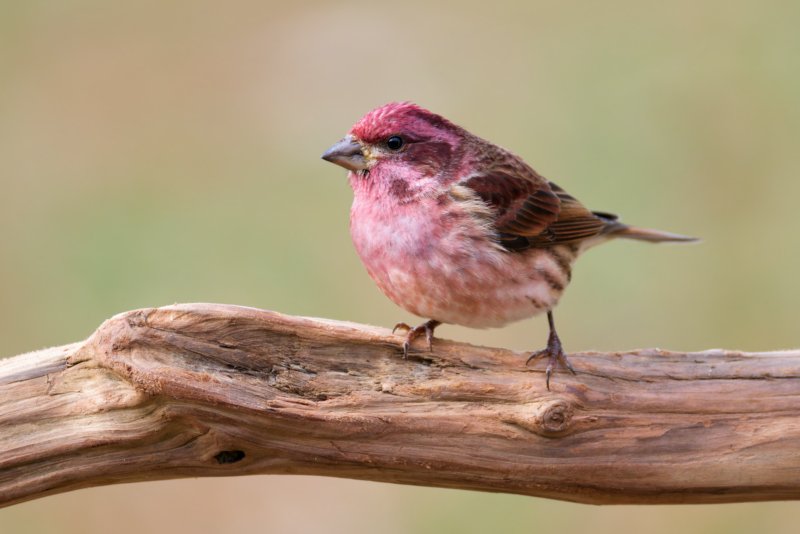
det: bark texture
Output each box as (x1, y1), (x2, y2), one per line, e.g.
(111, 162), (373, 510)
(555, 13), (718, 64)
(2, 303), (799, 508)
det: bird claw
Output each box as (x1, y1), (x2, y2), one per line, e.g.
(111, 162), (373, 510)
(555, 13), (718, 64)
(526, 333), (575, 391)
(392, 322), (412, 335)
(393, 320), (440, 360)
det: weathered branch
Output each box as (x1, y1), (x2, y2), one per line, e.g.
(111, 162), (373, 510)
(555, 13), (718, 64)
(2, 303), (799, 507)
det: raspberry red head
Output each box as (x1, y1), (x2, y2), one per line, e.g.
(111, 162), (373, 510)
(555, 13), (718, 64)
(349, 102), (459, 145)
(322, 102), (469, 192)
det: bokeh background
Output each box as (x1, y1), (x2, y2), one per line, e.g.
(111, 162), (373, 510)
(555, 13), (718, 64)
(2, 0), (799, 532)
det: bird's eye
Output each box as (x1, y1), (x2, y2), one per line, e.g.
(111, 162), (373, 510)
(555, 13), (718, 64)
(386, 135), (404, 151)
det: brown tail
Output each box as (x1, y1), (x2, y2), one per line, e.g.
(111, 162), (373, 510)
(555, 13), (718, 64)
(610, 225), (700, 243)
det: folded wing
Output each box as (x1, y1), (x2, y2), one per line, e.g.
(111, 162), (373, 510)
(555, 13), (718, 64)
(458, 148), (619, 251)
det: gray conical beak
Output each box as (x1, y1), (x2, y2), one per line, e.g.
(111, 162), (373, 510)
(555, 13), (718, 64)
(321, 135), (368, 172)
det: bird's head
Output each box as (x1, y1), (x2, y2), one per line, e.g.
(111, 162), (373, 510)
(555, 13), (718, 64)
(321, 102), (467, 198)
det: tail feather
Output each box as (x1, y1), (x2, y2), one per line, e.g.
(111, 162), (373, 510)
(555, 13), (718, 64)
(610, 225), (700, 243)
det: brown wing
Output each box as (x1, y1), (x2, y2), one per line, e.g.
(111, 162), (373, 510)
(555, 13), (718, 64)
(520, 182), (622, 247)
(460, 151), (618, 250)
(460, 151), (560, 238)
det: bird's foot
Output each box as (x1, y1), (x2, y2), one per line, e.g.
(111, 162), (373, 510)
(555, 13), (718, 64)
(392, 320), (441, 360)
(525, 331), (575, 391)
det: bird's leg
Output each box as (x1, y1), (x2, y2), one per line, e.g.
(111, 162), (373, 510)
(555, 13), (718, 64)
(392, 320), (441, 360)
(526, 311), (576, 390)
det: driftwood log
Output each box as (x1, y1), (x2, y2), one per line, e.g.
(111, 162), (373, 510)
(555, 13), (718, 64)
(2, 303), (800, 508)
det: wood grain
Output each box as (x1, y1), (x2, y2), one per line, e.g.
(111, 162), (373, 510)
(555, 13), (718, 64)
(2, 303), (799, 507)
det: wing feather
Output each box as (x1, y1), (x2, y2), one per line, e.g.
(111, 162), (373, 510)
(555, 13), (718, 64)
(460, 151), (560, 237)
(455, 145), (617, 251)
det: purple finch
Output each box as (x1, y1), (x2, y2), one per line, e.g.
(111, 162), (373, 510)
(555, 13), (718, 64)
(322, 102), (697, 389)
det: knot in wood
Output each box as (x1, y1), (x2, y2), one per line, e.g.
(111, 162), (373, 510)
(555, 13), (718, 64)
(538, 401), (573, 433)
(503, 399), (575, 436)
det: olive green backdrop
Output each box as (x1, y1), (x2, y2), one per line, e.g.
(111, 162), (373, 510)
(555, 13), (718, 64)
(2, 1), (799, 532)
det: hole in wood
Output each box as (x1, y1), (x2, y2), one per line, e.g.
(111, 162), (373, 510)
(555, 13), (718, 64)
(214, 450), (245, 464)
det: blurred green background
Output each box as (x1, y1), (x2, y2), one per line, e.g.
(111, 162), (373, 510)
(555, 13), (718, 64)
(2, 0), (799, 532)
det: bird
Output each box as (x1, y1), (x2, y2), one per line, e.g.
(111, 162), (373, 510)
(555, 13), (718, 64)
(321, 102), (697, 389)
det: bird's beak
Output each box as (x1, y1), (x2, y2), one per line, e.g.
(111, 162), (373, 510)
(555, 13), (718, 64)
(321, 135), (368, 172)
